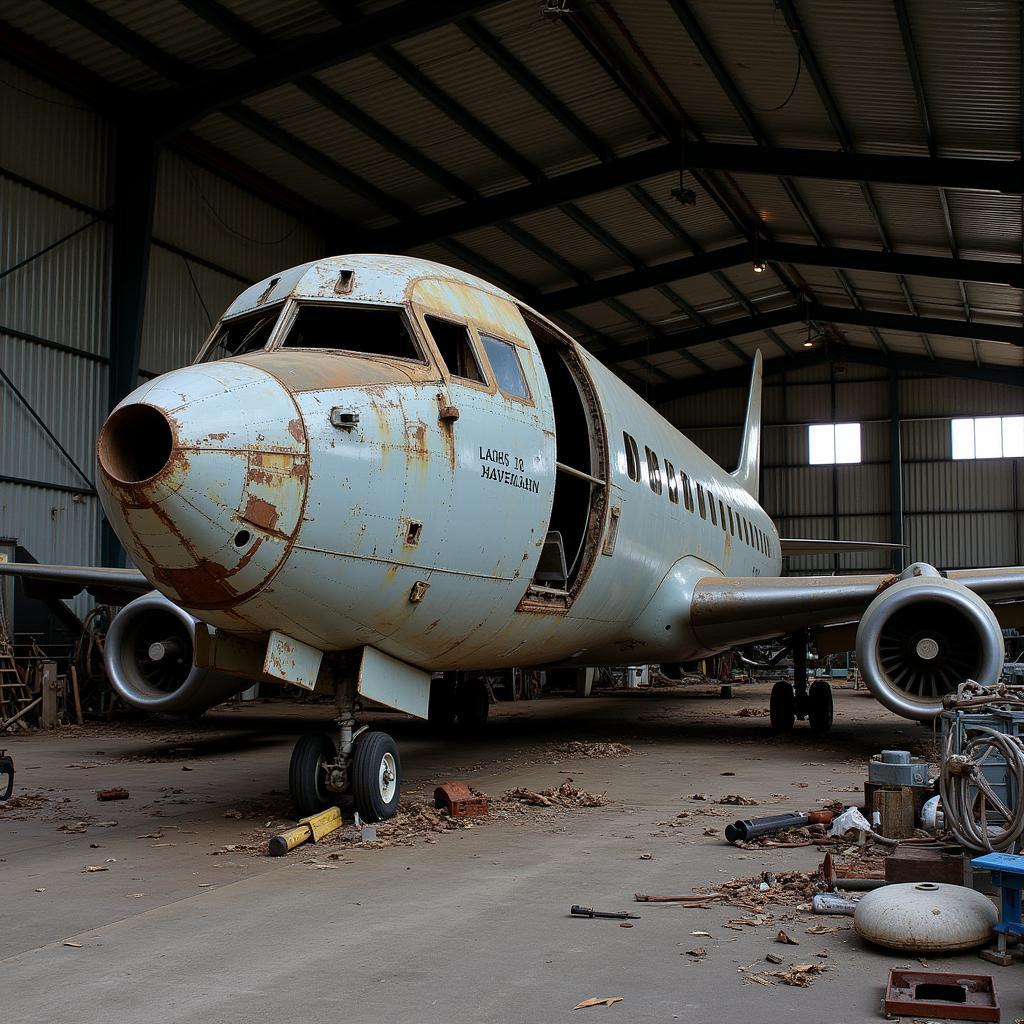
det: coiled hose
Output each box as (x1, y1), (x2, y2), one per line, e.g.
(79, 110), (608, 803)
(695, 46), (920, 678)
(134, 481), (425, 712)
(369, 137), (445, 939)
(940, 723), (1024, 853)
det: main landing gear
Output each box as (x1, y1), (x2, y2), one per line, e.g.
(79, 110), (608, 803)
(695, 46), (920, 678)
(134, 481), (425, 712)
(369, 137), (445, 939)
(288, 672), (402, 822)
(769, 632), (833, 735)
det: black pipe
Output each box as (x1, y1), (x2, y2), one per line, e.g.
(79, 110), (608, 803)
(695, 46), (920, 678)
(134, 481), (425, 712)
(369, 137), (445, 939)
(725, 811), (813, 844)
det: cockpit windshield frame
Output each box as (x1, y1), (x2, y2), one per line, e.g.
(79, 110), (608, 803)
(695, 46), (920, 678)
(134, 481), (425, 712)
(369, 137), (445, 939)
(272, 299), (428, 364)
(195, 303), (285, 364)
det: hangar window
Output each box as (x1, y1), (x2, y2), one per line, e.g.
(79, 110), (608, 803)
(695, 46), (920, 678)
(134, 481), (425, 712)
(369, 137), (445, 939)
(952, 416), (1024, 460)
(645, 447), (662, 495)
(680, 471), (694, 512)
(696, 482), (706, 519)
(623, 432), (641, 481)
(281, 304), (423, 360)
(480, 334), (530, 400)
(425, 316), (485, 383)
(665, 459), (678, 503)
(809, 422), (862, 465)
(201, 305), (282, 362)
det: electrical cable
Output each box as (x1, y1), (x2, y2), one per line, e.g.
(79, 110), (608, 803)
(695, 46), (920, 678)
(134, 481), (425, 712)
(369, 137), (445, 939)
(940, 722), (1024, 853)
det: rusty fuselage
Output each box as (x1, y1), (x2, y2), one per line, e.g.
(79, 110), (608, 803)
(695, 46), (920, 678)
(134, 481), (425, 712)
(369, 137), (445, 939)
(96, 255), (781, 674)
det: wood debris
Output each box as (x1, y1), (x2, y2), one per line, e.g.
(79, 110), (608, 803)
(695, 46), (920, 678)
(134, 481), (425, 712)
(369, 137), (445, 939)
(717, 794), (758, 806)
(775, 930), (799, 945)
(504, 780), (610, 808)
(573, 997), (622, 1009)
(546, 741), (631, 760)
(81, 865), (108, 873)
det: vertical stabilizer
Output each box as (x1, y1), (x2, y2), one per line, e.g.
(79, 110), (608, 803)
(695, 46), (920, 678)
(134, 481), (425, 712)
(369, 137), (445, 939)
(731, 350), (763, 500)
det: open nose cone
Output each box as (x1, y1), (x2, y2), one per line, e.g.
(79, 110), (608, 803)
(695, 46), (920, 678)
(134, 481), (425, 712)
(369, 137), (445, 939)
(98, 403), (174, 484)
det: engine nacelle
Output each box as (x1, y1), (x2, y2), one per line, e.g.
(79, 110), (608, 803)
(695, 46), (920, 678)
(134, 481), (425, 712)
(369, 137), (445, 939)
(104, 592), (254, 712)
(855, 563), (1004, 721)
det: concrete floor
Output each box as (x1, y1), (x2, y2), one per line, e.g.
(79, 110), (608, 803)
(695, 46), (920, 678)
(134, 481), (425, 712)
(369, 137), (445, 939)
(3, 681), (1023, 1023)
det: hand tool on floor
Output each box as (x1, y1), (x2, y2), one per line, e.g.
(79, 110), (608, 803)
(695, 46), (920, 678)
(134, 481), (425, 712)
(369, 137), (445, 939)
(571, 905), (640, 920)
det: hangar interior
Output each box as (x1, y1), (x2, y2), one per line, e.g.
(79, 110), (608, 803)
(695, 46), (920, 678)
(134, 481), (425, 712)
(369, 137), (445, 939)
(2, 2), (1024, 1022)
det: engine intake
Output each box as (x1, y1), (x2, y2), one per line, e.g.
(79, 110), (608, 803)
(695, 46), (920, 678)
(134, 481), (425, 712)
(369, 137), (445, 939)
(104, 592), (253, 712)
(855, 563), (1004, 721)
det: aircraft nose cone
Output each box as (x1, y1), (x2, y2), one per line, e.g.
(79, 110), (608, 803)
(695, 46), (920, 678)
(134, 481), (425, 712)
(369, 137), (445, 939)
(97, 361), (308, 612)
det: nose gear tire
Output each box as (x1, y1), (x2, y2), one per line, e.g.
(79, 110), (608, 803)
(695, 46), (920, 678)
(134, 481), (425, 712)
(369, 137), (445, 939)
(352, 730), (401, 822)
(289, 732), (337, 817)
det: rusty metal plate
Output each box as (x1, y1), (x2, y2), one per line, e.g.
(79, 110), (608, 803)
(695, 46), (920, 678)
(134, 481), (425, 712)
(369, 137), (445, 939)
(884, 969), (999, 1022)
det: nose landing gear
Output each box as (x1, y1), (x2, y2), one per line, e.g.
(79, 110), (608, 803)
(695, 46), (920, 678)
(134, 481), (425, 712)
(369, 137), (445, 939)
(287, 673), (403, 822)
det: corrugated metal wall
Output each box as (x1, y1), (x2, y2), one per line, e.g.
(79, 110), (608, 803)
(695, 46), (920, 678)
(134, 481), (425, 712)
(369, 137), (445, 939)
(664, 362), (1024, 574)
(0, 65), (324, 613)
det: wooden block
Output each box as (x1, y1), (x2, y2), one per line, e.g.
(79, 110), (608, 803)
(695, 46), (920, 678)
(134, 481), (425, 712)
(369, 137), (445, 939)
(873, 786), (916, 839)
(39, 661), (59, 729)
(885, 845), (965, 885)
(863, 781), (933, 821)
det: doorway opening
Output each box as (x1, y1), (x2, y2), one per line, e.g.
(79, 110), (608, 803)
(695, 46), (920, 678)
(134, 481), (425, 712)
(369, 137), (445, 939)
(521, 314), (607, 609)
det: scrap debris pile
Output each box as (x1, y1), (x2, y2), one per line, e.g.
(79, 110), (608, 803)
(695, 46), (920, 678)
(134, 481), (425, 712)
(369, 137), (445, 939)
(503, 779), (610, 808)
(546, 741), (632, 760)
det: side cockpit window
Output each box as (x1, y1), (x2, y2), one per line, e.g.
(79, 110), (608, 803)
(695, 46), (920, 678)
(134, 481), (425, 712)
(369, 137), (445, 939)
(426, 316), (485, 384)
(281, 304), (423, 361)
(200, 305), (282, 362)
(480, 334), (530, 400)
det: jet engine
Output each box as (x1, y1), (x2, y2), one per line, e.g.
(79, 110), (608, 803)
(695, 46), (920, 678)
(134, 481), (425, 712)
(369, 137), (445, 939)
(855, 563), (1004, 721)
(104, 592), (253, 713)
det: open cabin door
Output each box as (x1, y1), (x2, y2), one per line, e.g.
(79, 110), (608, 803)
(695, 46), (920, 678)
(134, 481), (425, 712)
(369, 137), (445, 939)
(519, 314), (608, 612)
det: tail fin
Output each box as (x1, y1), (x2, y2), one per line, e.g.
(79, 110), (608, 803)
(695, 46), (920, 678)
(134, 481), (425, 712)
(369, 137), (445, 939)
(731, 349), (763, 500)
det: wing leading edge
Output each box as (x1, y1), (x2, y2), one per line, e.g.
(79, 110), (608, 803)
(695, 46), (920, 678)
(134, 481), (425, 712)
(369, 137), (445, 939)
(689, 567), (1024, 650)
(0, 563), (150, 602)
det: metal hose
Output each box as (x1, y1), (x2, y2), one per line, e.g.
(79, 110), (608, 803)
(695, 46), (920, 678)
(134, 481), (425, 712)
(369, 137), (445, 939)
(940, 723), (1024, 853)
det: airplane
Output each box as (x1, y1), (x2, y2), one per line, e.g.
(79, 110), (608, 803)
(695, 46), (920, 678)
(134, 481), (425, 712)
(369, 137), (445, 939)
(4, 253), (1022, 822)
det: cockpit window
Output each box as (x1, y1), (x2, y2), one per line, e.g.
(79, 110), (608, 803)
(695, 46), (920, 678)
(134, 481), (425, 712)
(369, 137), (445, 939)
(280, 304), (423, 360)
(480, 334), (530, 400)
(425, 315), (485, 384)
(201, 305), (282, 362)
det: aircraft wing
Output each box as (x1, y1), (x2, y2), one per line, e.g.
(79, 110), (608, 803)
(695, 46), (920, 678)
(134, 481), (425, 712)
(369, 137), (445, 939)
(0, 562), (150, 603)
(689, 567), (1024, 649)
(779, 538), (905, 556)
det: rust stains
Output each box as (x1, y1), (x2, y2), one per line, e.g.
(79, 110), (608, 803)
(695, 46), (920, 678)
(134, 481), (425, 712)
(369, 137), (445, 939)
(242, 495), (280, 531)
(287, 417), (304, 442)
(232, 349), (431, 393)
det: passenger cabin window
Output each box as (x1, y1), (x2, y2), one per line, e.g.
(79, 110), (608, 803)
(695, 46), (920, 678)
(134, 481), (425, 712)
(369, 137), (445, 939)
(696, 483), (706, 519)
(719, 500), (727, 531)
(202, 306), (281, 362)
(281, 304), (422, 360)
(480, 334), (530, 399)
(645, 447), (662, 495)
(623, 432), (641, 482)
(665, 460), (678, 503)
(727, 505), (735, 536)
(681, 472), (694, 512)
(425, 316), (484, 383)
(708, 491), (717, 526)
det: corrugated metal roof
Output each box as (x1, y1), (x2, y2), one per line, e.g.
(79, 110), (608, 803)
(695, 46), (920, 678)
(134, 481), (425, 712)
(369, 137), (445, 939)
(1, 0), (1019, 386)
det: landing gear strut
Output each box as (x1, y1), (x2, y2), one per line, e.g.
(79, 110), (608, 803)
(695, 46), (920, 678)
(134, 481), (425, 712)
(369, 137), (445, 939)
(769, 632), (833, 734)
(288, 670), (402, 822)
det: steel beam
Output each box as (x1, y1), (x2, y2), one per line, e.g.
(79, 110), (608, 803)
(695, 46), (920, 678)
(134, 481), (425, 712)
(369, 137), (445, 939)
(538, 242), (1022, 311)
(652, 347), (1024, 402)
(677, 140), (1021, 193)
(151, 0), (504, 135)
(362, 140), (1021, 250)
(607, 303), (1023, 364)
